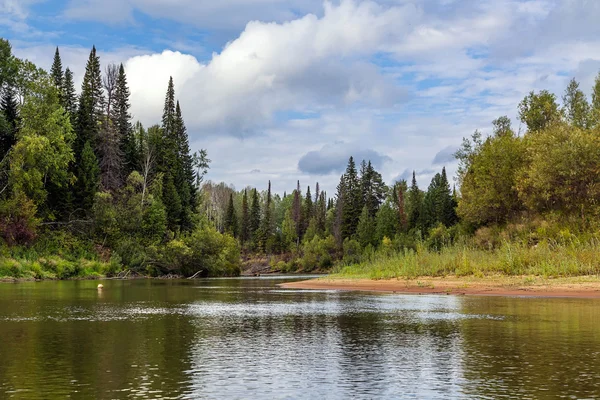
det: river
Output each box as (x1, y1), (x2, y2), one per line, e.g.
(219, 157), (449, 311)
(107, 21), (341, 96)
(0, 277), (598, 399)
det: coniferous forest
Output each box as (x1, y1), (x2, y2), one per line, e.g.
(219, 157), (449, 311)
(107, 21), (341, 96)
(1, 38), (600, 279)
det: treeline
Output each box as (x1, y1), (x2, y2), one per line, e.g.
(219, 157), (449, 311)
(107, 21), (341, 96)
(205, 76), (600, 273)
(2, 34), (600, 278)
(203, 158), (457, 272)
(0, 38), (238, 278)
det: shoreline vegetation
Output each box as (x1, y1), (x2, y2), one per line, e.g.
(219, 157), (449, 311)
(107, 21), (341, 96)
(2, 39), (600, 285)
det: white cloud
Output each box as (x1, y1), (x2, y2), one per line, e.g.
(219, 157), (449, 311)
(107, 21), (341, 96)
(122, 1), (411, 134)
(9, 0), (600, 194)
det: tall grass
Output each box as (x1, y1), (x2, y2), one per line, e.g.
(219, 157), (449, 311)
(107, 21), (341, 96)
(334, 238), (600, 280)
(0, 256), (120, 280)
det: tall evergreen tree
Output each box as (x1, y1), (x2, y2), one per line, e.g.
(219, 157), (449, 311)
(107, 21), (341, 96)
(224, 193), (238, 237)
(114, 64), (136, 175)
(407, 171), (423, 231)
(0, 86), (18, 160)
(75, 46), (104, 157)
(240, 189), (250, 243)
(75, 141), (100, 211)
(361, 160), (387, 217)
(301, 185), (313, 236)
(162, 172), (182, 230)
(50, 47), (64, 100)
(292, 180), (301, 238)
(338, 156), (361, 240)
(439, 167), (458, 226)
(174, 101), (196, 230)
(315, 190), (327, 234)
(258, 181), (273, 252)
(63, 68), (77, 116)
(249, 188), (261, 242)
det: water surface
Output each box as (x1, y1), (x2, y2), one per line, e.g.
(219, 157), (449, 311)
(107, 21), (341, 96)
(0, 277), (598, 399)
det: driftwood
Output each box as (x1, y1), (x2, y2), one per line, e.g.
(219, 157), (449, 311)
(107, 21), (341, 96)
(187, 270), (205, 279)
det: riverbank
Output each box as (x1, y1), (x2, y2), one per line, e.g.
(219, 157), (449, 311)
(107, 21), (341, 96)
(280, 275), (600, 298)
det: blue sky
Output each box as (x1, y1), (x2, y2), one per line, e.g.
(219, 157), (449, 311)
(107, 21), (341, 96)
(3, 0), (600, 194)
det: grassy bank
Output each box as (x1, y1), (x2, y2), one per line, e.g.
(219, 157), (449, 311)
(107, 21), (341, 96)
(0, 256), (120, 281)
(334, 239), (600, 280)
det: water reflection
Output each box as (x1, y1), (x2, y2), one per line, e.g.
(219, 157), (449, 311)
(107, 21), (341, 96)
(0, 278), (598, 399)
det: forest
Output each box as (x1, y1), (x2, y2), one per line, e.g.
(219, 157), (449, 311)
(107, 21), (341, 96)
(1, 37), (600, 280)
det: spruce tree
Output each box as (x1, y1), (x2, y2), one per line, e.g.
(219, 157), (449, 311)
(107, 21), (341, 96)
(301, 185), (313, 237)
(292, 180), (301, 238)
(361, 160), (386, 217)
(249, 188), (261, 243)
(315, 190), (327, 234)
(63, 68), (77, 116)
(339, 156), (361, 240)
(258, 181), (273, 251)
(114, 64), (136, 175)
(50, 47), (64, 101)
(174, 101), (196, 231)
(0, 85), (18, 160)
(162, 172), (182, 230)
(439, 167), (458, 226)
(407, 171), (423, 231)
(75, 141), (100, 211)
(75, 46), (104, 157)
(240, 189), (250, 243)
(224, 193), (239, 237)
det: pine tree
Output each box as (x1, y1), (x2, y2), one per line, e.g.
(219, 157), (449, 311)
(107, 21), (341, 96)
(50, 47), (64, 101)
(75, 46), (104, 157)
(315, 190), (327, 234)
(174, 101), (196, 231)
(0, 85), (18, 160)
(361, 160), (386, 217)
(224, 193), (238, 237)
(75, 141), (100, 211)
(162, 77), (176, 138)
(292, 180), (301, 238)
(301, 185), (313, 237)
(114, 64), (136, 175)
(240, 189), (250, 243)
(249, 188), (261, 242)
(339, 156), (361, 240)
(407, 171), (423, 231)
(258, 181), (273, 251)
(63, 68), (77, 116)
(439, 167), (458, 226)
(162, 172), (182, 230)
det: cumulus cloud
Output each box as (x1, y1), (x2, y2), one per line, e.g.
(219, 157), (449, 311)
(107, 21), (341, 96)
(298, 142), (391, 175)
(10, 0), (600, 194)
(120, 1), (410, 134)
(432, 145), (457, 166)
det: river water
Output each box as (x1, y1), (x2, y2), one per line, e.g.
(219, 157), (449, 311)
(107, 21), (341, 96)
(0, 277), (598, 399)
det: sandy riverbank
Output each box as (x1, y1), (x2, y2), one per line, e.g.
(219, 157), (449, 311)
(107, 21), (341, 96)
(280, 276), (600, 298)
